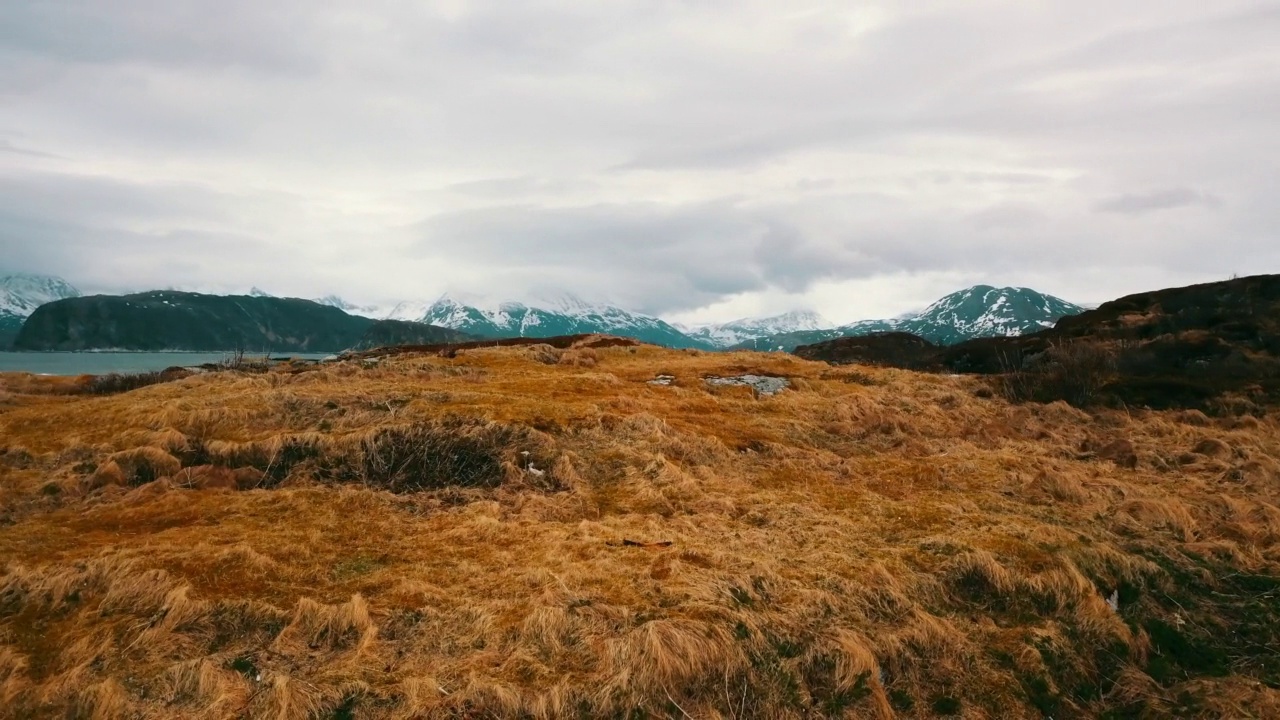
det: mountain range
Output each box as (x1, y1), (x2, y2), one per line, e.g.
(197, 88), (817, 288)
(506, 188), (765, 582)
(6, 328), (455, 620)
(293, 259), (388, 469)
(727, 286), (1086, 351)
(0, 273), (1086, 352)
(678, 310), (833, 348)
(413, 294), (703, 349)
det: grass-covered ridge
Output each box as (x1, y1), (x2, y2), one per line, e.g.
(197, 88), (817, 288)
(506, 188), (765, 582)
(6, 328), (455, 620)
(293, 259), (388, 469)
(1, 339), (1278, 718)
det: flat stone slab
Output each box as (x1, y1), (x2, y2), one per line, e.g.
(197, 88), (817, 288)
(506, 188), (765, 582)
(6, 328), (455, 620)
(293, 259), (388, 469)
(704, 374), (789, 396)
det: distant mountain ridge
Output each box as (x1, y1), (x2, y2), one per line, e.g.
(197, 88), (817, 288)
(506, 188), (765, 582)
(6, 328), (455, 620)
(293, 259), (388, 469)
(414, 293), (710, 349)
(14, 291), (378, 352)
(682, 310), (832, 349)
(314, 295), (391, 319)
(1, 274), (1086, 354)
(732, 286), (1086, 351)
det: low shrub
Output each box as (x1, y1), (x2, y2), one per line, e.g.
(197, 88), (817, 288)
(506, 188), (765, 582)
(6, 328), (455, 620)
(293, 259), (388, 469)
(80, 368), (190, 395)
(360, 418), (541, 492)
(997, 340), (1118, 407)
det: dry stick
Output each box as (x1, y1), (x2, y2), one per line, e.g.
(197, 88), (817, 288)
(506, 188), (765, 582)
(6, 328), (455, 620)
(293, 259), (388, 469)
(663, 685), (694, 719)
(723, 671), (733, 720)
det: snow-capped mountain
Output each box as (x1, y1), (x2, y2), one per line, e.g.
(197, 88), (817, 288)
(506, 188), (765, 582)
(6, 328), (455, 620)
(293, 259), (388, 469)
(905, 285), (1084, 344)
(382, 300), (438, 323)
(0, 273), (81, 319)
(731, 286), (1085, 351)
(684, 310), (833, 348)
(416, 293), (709, 349)
(313, 295), (396, 320)
(1, 273), (83, 348)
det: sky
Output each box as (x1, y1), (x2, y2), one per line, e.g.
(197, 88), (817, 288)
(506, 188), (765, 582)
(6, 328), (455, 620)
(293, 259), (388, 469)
(1, 1), (1277, 326)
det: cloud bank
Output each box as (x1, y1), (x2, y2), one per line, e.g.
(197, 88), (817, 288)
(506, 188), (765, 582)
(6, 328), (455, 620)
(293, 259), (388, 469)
(1, 0), (1276, 323)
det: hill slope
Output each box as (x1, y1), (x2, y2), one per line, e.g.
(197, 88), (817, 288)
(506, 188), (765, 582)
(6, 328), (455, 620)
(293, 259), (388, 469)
(0, 341), (1276, 717)
(734, 285), (1085, 351)
(13, 291), (375, 352)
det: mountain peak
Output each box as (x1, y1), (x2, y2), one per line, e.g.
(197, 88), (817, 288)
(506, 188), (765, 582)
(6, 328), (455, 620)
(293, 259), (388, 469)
(0, 273), (82, 318)
(897, 285), (1085, 343)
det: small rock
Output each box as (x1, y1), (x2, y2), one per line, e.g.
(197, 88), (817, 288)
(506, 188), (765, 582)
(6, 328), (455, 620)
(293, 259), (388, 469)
(1097, 439), (1138, 469)
(648, 375), (677, 386)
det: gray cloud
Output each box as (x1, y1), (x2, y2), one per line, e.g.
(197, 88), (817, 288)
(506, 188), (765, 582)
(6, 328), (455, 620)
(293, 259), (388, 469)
(413, 200), (769, 314)
(0, 1), (1276, 320)
(0, 139), (62, 159)
(1095, 188), (1222, 215)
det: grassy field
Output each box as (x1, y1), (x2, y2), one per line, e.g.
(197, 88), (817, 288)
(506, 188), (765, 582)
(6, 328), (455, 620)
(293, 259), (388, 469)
(1, 339), (1278, 718)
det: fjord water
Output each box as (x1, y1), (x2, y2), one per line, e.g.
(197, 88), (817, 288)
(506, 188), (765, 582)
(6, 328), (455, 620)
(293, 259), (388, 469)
(0, 352), (331, 376)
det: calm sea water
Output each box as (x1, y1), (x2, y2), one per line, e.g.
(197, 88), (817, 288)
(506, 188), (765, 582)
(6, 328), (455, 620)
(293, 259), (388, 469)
(0, 352), (332, 376)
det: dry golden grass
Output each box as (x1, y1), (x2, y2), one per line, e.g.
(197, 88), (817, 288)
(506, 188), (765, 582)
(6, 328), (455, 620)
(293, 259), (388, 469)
(1, 339), (1279, 718)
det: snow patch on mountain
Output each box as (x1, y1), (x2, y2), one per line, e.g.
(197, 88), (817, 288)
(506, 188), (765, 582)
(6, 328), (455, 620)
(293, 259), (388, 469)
(313, 295), (398, 319)
(728, 285), (1086, 351)
(413, 292), (706, 348)
(907, 285), (1085, 343)
(0, 273), (82, 318)
(685, 310), (834, 348)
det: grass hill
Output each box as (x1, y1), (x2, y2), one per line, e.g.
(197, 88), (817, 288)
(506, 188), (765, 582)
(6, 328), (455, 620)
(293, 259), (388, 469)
(1, 335), (1277, 717)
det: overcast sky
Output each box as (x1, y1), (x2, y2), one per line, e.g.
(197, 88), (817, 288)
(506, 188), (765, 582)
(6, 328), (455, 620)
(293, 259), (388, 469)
(1, 1), (1277, 325)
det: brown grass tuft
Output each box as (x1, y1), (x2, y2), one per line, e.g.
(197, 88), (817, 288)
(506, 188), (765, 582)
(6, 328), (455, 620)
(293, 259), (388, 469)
(605, 619), (741, 706)
(274, 595), (377, 654)
(105, 446), (182, 485)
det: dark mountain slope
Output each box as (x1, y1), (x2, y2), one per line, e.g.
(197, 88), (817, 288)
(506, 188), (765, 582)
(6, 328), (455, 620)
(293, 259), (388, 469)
(0, 316), (22, 350)
(351, 320), (476, 351)
(14, 291), (375, 352)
